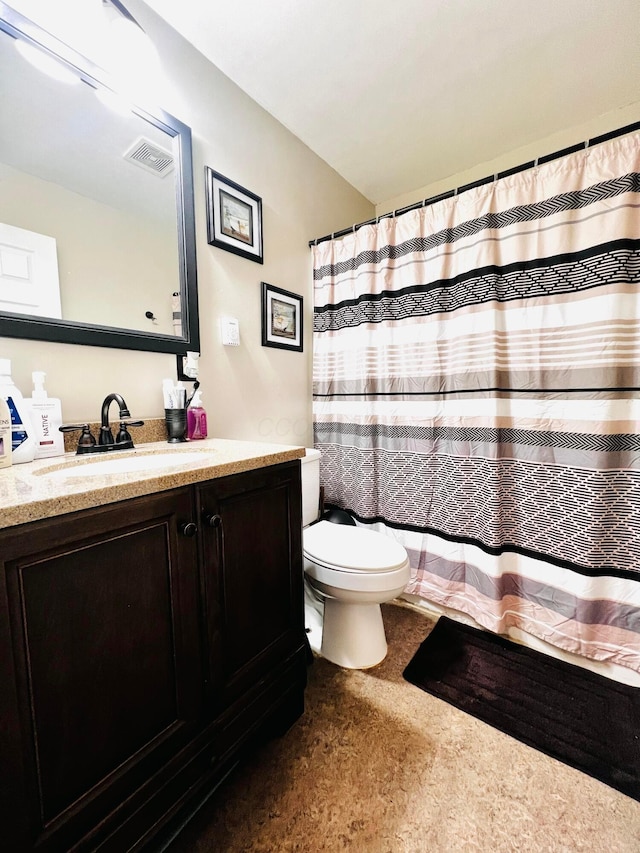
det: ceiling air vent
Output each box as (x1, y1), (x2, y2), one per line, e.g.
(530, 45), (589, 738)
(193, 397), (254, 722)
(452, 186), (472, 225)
(123, 137), (175, 178)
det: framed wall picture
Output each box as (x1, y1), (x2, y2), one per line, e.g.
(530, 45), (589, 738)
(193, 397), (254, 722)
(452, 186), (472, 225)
(261, 282), (303, 352)
(205, 168), (263, 263)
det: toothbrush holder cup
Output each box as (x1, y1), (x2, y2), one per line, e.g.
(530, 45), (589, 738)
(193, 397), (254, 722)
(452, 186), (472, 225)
(165, 408), (187, 443)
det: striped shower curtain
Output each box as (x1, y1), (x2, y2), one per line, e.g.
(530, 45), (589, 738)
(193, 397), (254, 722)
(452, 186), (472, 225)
(311, 132), (640, 673)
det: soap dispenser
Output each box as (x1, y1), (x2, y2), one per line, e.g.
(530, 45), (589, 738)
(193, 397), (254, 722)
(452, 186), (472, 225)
(0, 394), (11, 468)
(186, 389), (207, 440)
(0, 358), (36, 464)
(25, 371), (65, 458)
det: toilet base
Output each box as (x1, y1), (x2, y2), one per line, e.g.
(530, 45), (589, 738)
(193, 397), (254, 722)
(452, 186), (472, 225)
(304, 582), (324, 655)
(321, 598), (388, 669)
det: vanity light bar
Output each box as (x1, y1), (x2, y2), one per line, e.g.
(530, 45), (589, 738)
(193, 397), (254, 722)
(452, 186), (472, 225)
(103, 0), (143, 31)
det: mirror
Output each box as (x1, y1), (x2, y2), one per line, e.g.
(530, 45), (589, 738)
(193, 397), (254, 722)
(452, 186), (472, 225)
(0, 2), (199, 353)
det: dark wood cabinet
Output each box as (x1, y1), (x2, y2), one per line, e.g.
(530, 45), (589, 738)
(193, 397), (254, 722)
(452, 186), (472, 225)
(0, 460), (306, 852)
(198, 463), (303, 709)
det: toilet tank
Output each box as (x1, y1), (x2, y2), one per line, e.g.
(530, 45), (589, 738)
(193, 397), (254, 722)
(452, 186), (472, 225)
(300, 448), (321, 526)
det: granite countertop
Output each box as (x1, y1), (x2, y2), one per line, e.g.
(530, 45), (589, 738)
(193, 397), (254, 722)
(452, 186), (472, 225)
(0, 438), (306, 530)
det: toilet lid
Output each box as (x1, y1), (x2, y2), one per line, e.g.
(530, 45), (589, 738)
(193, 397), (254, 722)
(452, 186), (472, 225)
(303, 520), (409, 573)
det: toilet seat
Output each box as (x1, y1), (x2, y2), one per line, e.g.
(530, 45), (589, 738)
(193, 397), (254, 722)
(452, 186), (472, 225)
(303, 520), (408, 574)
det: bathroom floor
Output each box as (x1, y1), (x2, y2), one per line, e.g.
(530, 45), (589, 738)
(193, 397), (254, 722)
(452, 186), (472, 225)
(163, 601), (640, 853)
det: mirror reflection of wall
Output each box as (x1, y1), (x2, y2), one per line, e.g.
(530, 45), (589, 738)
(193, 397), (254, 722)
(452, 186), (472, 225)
(0, 5), (186, 339)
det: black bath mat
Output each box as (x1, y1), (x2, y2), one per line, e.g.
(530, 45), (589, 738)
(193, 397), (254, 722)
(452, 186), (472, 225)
(403, 616), (640, 801)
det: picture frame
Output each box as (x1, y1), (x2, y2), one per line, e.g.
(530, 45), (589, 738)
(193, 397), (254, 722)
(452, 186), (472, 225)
(261, 282), (303, 352)
(205, 167), (263, 263)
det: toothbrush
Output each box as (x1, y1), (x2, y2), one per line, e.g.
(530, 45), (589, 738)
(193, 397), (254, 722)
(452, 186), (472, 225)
(186, 380), (200, 409)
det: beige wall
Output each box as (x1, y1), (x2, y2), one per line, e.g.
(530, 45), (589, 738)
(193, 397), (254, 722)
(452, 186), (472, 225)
(376, 102), (640, 216)
(0, 1), (373, 446)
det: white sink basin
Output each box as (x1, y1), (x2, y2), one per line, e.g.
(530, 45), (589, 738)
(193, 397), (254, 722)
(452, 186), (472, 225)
(37, 450), (212, 479)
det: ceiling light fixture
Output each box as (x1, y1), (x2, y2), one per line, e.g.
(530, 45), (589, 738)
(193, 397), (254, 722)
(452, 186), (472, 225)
(99, 0), (161, 100)
(101, 0), (156, 60)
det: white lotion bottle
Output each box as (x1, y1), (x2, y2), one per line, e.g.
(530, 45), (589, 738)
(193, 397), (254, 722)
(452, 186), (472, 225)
(0, 395), (12, 468)
(0, 358), (36, 464)
(25, 371), (65, 459)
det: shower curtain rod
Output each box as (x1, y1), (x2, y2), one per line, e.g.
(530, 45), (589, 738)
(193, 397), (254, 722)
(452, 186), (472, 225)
(308, 119), (640, 247)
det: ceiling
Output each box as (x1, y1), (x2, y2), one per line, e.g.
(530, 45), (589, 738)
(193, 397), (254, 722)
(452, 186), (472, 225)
(143, 0), (640, 206)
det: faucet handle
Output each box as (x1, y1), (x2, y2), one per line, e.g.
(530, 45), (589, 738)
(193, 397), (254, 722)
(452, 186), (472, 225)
(59, 424), (97, 450)
(116, 420), (144, 444)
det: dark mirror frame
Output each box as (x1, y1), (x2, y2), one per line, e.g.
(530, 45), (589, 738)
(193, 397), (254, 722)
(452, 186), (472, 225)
(0, 2), (199, 354)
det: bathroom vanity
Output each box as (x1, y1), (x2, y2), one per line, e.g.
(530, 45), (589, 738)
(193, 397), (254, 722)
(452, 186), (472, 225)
(0, 440), (307, 851)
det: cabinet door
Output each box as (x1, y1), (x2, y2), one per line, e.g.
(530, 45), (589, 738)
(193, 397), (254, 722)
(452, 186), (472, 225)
(0, 488), (203, 852)
(198, 461), (304, 710)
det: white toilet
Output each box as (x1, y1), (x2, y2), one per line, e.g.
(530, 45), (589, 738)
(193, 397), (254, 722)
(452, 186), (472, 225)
(301, 449), (411, 669)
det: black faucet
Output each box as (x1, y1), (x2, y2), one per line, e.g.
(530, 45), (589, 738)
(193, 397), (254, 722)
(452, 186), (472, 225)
(100, 393), (132, 446)
(59, 393), (144, 454)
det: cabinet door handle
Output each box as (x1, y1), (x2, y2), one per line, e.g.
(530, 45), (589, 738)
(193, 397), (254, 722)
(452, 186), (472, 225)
(180, 521), (198, 537)
(202, 513), (222, 529)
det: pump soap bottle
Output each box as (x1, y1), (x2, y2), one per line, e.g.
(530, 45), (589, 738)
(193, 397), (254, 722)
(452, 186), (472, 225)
(0, 358), (36, 464)
(0, 394), (12, 469)
(186, 389), (207, 440)
(25, 371), (65, 459)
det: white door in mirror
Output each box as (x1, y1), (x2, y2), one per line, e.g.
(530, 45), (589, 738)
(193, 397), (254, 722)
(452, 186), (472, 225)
(0, 223), (61, 319)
